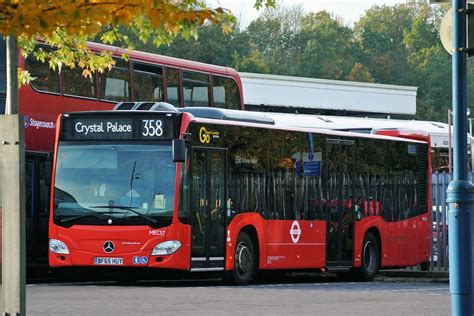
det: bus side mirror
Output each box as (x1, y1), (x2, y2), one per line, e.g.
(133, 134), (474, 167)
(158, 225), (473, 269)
(172, 139), (186, 162)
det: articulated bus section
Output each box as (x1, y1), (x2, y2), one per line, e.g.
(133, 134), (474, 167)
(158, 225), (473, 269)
(48, 104), (430, 284)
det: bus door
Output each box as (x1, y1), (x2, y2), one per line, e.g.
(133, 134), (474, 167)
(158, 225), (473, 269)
(325, 139), (355, 268)
(25, 153), (51, 262)
(190, 148), (227, 271)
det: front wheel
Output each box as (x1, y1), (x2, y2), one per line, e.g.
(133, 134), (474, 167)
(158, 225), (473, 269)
(231, 232), (255, 285)
(354, 232), (380, 281)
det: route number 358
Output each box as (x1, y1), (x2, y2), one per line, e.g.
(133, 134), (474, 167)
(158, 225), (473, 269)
(142, 119), (163, 137)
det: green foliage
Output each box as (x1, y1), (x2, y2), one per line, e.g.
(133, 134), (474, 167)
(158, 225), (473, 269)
(3, 0), (274, 85)
(151, 1), (453, 122)
(233, 49), (270, 73)
(8, 0), (465, 122)
(348, 63), (375, 83)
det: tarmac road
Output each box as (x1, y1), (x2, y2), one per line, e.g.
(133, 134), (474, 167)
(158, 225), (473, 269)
(7, 277), (450, 315)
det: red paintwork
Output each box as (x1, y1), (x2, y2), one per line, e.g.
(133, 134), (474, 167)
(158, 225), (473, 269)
(224, 213), (326, 271)
(49, 114), (431, 272)
(371, 128), (431, 267)
(49, 222), (191, 270)
(263, 220), (326, 269)
(374, 128), (430, 143)
(49, 113), (193, 270)
(21, 88), (114, 152)
(19, 42), (244, 153)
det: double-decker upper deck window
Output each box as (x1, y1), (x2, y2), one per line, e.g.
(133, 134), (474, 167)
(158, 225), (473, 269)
(133, 63), (164, 102)
(99, 59), (131, 102)
(62, 66), (97, 99)
(213, 76), (240, 110)
(25, 50), (60, 94)
(166, 67), (180, 107)
(182, 71), (210, 107)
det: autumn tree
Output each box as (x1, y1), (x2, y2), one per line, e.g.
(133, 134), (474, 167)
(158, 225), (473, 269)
(0, 0), (275, 82)
(0, 2), (275, 315)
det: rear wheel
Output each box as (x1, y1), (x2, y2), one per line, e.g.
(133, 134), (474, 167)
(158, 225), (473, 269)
(232, 232), (255, 285)
(420, 261), (430, 271)
(354, 232), (380, 281)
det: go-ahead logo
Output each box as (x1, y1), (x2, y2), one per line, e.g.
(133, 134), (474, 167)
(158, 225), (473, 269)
(290, 221), (301, 244)
(199, 126), (220, 144)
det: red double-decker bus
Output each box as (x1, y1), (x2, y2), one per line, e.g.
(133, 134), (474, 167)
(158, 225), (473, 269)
(49, 103), (430, 283)
(22, 42), (244, 152)
(1, 40), (244, 266)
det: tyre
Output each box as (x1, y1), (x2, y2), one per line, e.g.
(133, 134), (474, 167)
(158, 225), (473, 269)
(354, 232), (380, 281)
(232, 232), (255, 285)
(420, 260), (430, 271)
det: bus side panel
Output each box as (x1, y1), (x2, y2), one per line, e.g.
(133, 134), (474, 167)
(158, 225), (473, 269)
(408, 213), (430, 266)
(148, 222), (191, 270)
(353, 217), (384, 268)
(383, 219), (411, 266)
(225, 215), (326, 271)
(20, 87), (113, 152)
(225, 213), (266, 271)
(264, 220), (326, 270)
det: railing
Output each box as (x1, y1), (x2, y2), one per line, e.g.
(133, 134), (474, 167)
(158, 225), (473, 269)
(430, 172), (452, 271)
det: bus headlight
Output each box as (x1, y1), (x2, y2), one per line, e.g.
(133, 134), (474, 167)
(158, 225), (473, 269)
(151, 240), (181, 256)
(49, 239), (70, 254)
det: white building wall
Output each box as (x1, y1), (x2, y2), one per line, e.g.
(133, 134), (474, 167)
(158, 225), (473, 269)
(240, 72), (418, 115)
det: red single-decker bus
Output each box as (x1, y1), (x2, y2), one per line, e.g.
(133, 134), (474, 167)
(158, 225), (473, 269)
(49, 103), (430, 283)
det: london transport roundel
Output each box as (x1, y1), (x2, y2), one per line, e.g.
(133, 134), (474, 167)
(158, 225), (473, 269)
(290, 221), (301, 244)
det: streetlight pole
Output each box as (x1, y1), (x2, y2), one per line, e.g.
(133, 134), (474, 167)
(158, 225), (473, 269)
(446, 0), (473, 314)
(448, 109), (452, 173)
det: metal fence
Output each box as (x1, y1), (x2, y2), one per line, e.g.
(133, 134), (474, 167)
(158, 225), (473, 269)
(430, 172), (452, 271)
(428, 171), (474, 271)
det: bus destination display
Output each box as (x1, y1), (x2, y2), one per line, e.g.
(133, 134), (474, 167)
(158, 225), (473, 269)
(61, 116), (175, 140)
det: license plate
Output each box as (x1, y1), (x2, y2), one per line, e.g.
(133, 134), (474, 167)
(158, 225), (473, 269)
(94, 257), (124, 265)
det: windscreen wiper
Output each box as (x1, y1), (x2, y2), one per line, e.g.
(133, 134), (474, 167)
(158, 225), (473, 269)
(59, 211), (108, 224)
(91, 205), (158, 225)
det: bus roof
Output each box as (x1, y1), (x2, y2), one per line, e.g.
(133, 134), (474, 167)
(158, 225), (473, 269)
(101, 103), (429, 144)
(87, 42), (239, 78)
(262, 112), (454, 148)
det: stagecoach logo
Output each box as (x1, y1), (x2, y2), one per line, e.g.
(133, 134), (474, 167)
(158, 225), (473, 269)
(290, 221), (301, 244)
(103, 241), (115, 253)
(199, 126), (220, 144)
(23, 115), (55, 130)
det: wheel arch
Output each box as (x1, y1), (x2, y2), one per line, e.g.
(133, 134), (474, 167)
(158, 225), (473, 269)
(240, 225), (260, 273)
(354, 226), (382, 281)
(225, 213), (266, 271)
(365, 227), (381, 261)
(354, 218), (384, 268)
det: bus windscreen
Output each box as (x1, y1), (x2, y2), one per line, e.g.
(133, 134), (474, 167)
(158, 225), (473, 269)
(53, 143), (175, 228)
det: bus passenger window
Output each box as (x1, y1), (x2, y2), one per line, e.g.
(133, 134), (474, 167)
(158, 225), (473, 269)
(132, 63), (164, 102)
(183, 71), (210, 107)
(166, 67), (180, 107)
(99, 59), (131, 102)
(62, 66), (97, 99)
(25, 54), (60, 94)
(212, 76), (240, 110)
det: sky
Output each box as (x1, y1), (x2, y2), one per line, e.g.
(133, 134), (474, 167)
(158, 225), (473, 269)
(208, 0), (411, 27)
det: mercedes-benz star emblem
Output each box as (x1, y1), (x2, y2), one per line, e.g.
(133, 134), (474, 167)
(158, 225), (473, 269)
(103, 241), (115, 253)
